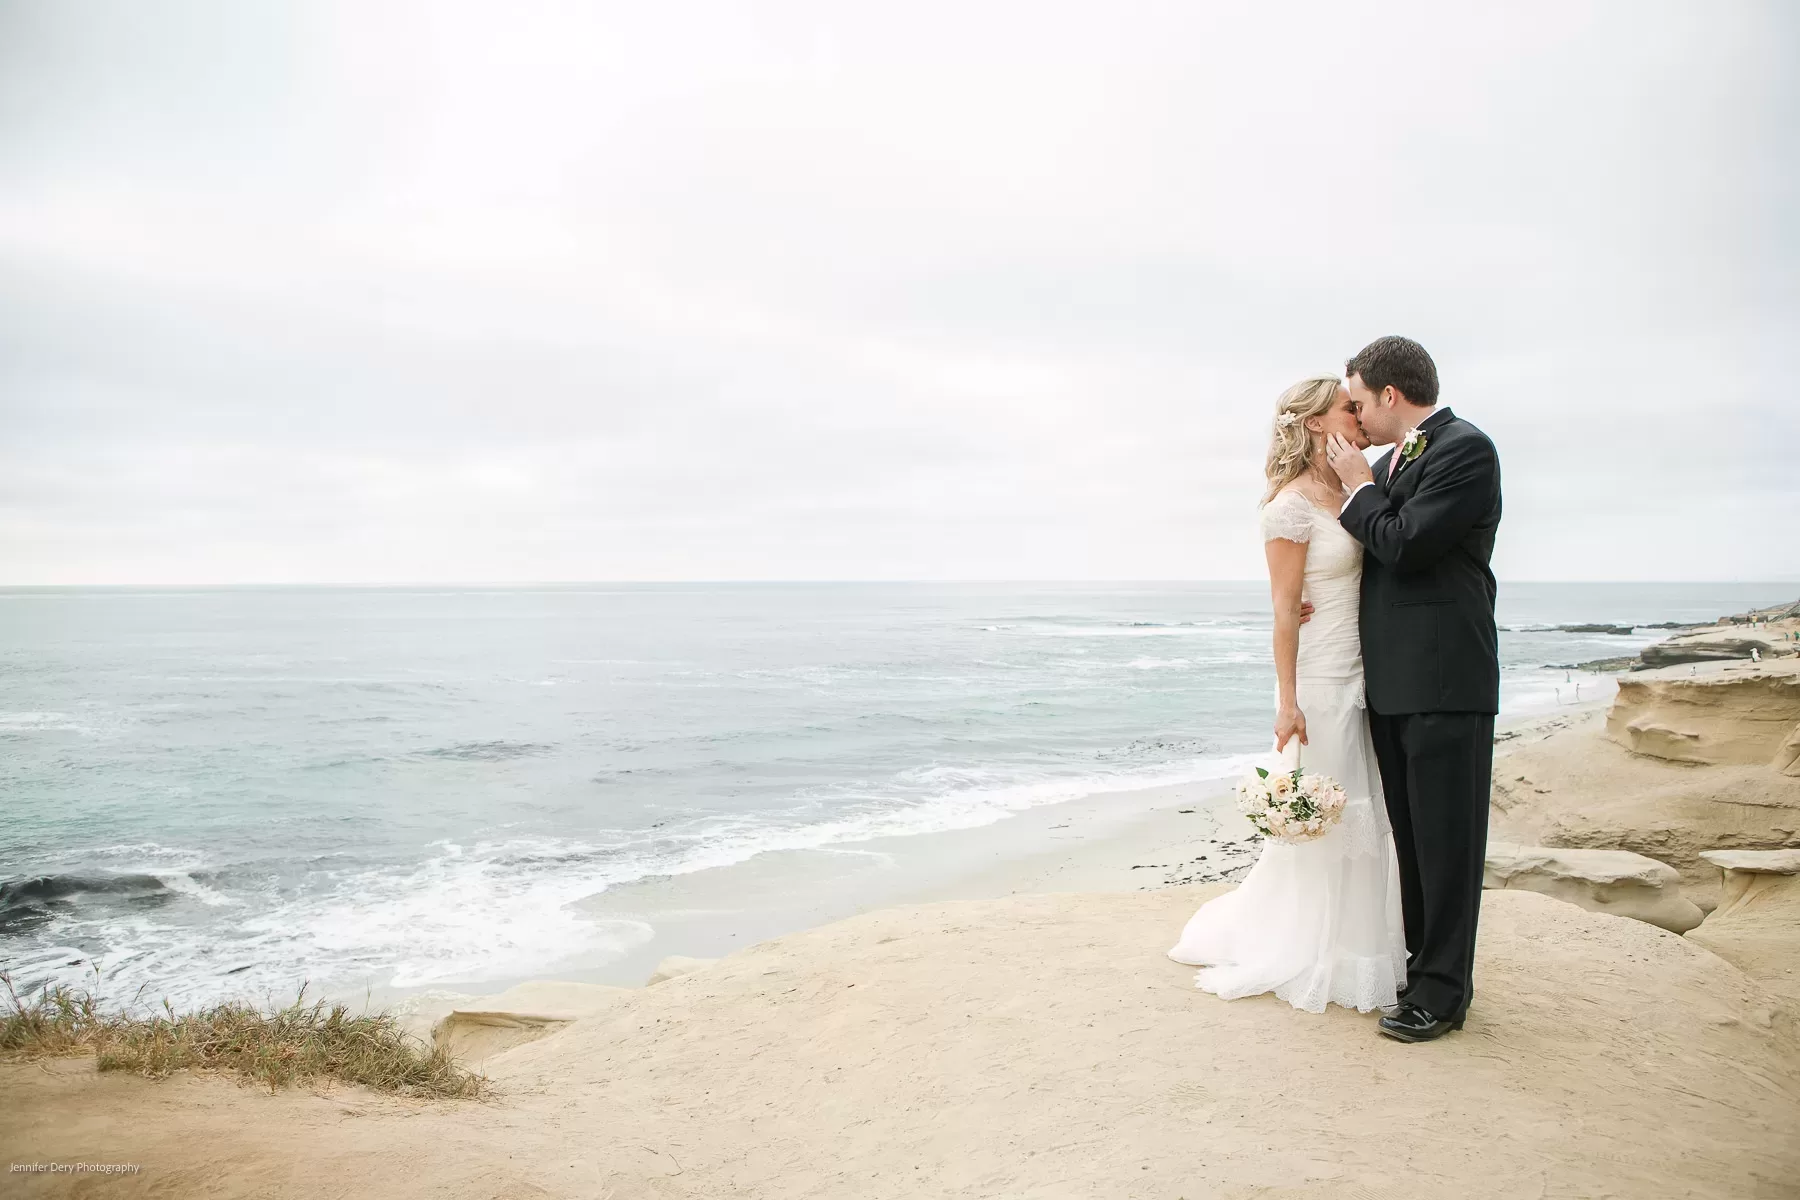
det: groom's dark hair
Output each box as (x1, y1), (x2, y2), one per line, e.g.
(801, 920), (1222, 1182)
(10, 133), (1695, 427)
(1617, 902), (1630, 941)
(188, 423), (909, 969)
(1345, 336), (1438, 408)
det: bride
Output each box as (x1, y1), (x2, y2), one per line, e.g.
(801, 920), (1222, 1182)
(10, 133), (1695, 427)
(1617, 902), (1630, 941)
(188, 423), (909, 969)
(1167, 376), (1408, 1014)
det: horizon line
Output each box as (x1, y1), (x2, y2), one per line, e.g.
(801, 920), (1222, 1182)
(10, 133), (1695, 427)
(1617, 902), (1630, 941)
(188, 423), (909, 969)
(1, 579), (1796, 590)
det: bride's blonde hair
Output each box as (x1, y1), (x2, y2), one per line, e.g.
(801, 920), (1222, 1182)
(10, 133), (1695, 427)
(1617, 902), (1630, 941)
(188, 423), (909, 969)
(1262, 375), (1344, 504)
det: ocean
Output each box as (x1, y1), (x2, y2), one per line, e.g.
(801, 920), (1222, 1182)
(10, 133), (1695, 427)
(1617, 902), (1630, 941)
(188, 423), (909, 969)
(1, 581), (1787, 1008)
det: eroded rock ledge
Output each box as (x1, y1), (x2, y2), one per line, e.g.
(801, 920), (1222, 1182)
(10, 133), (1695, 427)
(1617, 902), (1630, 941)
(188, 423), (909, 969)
(1687, 849), (1800, 1007)
(1605, 660), (1800, 770)
(426, 981), (634, 1063)
(1626, 596), (1798, 670)
(1484, 843), (1703, 933)
(1491, 662), (1800, 909)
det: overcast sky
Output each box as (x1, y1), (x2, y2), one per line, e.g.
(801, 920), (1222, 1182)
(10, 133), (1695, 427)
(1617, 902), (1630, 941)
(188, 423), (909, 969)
(2, 1), (1794, 584)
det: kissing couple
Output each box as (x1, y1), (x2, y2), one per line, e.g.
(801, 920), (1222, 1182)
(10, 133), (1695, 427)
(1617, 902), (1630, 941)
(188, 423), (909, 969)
(1168, 335), (1503, 1043)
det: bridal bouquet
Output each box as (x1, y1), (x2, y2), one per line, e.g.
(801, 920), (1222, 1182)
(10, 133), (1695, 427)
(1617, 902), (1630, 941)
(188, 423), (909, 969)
(1235, 766), (1348, 844)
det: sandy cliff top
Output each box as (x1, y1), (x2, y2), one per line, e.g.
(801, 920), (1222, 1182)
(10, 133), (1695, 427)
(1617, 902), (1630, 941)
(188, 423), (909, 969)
(5, 886), (1797, 1200)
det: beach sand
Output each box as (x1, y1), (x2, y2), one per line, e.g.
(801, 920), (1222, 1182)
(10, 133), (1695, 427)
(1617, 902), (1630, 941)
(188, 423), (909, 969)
(5, 882), (1795, 1200)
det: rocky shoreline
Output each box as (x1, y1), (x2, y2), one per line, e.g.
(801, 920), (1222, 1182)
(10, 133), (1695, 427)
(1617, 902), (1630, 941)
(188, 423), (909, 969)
(1546, 598), (1800, 673)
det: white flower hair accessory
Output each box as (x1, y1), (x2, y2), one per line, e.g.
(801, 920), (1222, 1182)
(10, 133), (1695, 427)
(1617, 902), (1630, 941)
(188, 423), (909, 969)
(1275, 412), (1301, 429)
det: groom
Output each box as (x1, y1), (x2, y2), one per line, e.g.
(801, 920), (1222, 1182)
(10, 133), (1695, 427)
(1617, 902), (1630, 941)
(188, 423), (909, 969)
(1325, 336), (1502, 1044)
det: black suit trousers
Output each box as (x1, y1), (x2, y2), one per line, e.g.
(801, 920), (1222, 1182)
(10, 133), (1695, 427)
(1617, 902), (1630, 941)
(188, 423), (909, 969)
(1368, 709), (1494, 1022)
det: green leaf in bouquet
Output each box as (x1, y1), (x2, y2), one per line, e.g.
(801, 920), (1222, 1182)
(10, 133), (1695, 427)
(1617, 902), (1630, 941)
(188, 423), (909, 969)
(1255, 767), (1269, 779)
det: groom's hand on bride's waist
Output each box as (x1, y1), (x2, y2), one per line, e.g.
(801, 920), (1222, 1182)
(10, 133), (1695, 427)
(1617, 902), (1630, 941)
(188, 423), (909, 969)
(1299, 602), (1314, 625)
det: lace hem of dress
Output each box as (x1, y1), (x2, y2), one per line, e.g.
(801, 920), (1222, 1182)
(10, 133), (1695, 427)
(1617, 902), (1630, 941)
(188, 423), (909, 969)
(1197, 949), (1408, 1015)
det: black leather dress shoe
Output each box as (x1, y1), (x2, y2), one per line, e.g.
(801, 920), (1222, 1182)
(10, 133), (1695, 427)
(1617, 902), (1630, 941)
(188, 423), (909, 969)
(1377, 1003), (1464, 1043)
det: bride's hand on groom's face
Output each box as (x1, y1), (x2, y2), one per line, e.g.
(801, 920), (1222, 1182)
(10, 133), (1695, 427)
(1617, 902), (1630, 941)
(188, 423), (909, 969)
(1326, 434), (1374, 490)
(1275, 704), (1308, 752)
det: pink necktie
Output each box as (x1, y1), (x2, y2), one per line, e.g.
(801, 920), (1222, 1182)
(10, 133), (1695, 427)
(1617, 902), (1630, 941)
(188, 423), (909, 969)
(1387, 449), (1401, 480)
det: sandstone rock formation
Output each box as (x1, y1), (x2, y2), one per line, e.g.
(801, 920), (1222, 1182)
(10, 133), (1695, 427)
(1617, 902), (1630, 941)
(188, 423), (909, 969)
(1779, 721), (1800, 777)
(428, 980), (634, 1063)
(1493, 665), (1800, 909)
(1491, 717), (1800, 908)
(1626, 596), (1799, 670)
(1483, 843), (1703, 932)
(646, 954), (719, 985)
(1700, 848), (1800, 877)
(1687, 849), (1800, 1008)
(1606, 660), (1800, 766)
(1637, 635), (1785, 669)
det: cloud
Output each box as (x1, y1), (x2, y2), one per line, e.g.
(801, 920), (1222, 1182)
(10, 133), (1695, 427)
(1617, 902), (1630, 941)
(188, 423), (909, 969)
(1, 0), (1794, 583)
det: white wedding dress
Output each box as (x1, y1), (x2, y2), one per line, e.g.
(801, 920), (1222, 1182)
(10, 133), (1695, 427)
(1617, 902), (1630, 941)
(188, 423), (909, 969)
(1167, 488), (1408, 1013)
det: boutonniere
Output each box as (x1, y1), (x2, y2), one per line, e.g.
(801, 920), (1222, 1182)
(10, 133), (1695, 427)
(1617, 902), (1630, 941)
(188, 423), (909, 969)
(1400, 427), (1428, 463)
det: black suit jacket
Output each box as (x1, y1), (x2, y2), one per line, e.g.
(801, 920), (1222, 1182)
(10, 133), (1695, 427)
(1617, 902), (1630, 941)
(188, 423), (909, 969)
(1340, 407), (1502, 715)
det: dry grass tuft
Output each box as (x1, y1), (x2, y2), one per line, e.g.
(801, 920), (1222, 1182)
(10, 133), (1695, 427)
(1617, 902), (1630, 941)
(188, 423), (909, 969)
(1, 970), (483, 1098)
